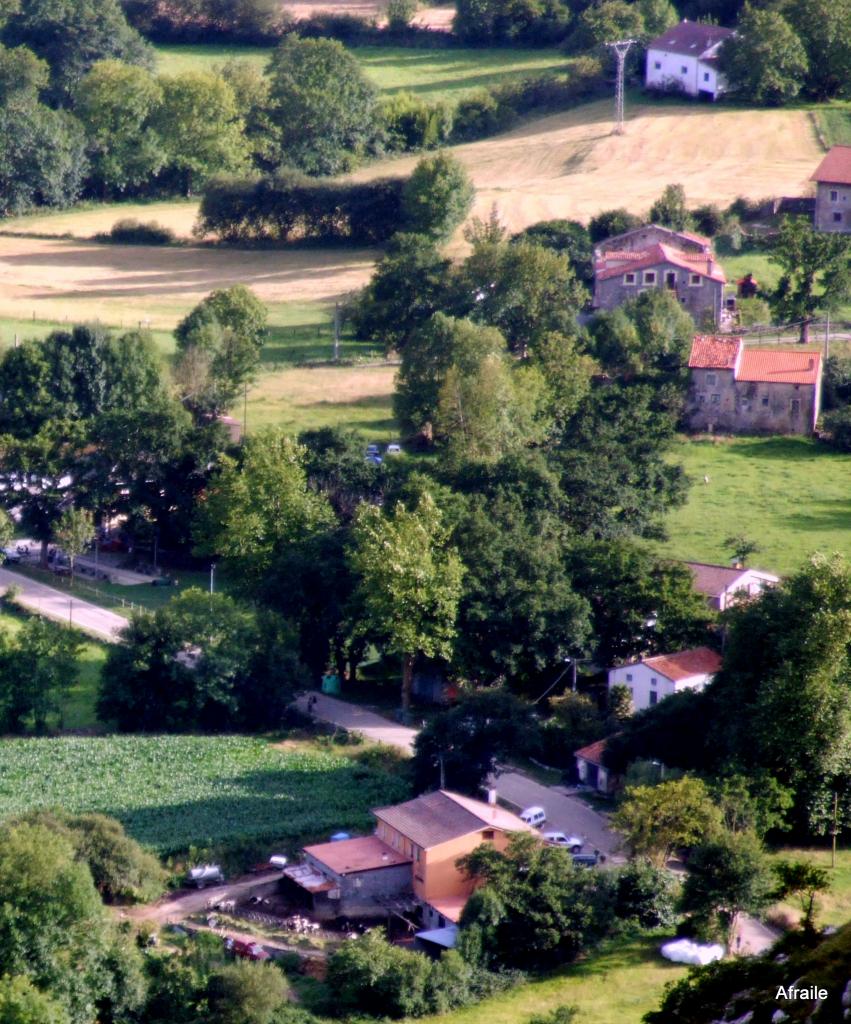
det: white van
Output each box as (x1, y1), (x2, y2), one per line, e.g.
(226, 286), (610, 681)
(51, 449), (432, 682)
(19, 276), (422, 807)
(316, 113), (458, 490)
(519, 806), (546, 829)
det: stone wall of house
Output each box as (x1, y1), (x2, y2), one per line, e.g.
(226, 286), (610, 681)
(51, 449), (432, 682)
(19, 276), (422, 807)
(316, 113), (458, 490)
(815, 182), (851, 233)
(594, 263), (722, 323)
(597, 225), (707, 254)
(687, 368), (819, 434)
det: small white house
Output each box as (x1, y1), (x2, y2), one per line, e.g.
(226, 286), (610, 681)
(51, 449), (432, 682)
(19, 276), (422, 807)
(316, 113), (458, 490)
(575, 738), (618, 795)
(645, 21), (735, 100)
(685, 562), (779, 612)
(608, 646), (722, 713)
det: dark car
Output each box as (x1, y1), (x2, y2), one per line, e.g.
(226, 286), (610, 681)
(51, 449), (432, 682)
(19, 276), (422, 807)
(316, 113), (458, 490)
(572, 852), (600, 868)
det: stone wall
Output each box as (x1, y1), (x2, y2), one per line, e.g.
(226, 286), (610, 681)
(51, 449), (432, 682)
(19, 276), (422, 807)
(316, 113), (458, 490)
(687, 368), (819, 434)
(594, 263), (722, 323)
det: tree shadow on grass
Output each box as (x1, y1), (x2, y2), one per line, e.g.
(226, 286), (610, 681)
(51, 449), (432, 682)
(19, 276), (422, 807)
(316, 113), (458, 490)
(728, 437), (835, 461)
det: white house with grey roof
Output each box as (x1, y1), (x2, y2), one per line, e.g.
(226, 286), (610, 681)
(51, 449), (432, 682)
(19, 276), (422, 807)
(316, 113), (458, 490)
(645, 20), (735, 100)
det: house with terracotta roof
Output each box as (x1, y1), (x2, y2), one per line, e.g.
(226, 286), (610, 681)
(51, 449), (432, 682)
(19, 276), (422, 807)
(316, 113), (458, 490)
(593, 239), (726, 324)
(283, 790), (534, 926)
(608, 646), (722, 713)
(596, 224), (711, 257)
(574, 738), (620, 795)
(811, 146), (851, 234)
(685, 561), (779, 611)
(645, 20), (735, 99)
(686, 335), (822, 434)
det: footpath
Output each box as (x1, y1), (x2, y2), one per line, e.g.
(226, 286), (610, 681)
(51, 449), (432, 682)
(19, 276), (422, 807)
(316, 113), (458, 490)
(0, 566), (126, 642)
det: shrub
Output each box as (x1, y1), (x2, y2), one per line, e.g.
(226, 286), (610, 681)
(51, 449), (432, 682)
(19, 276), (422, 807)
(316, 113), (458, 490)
(401, 151), (475, 242)
(588, 208), (642, 243)
(451, 91), (515, 143)
(612, 861), (678, 929)
(691, 203), (725, 237)
(101, 218), (176, 245)
(737, 296), (772, 327)
(380, 92), (454, 153)
(823, 406), (851, 449)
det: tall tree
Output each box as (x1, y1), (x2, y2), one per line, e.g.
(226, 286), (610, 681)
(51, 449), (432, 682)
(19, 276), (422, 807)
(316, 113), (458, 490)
(53, 507), (94, 583)
(782, 0), (851, 100)
(266, 36), (380, 175)
(770, 217), (851, 341)
(718, 5), (808, 105)
(401, 151), (475, 243)
(349, 493), (464, 712)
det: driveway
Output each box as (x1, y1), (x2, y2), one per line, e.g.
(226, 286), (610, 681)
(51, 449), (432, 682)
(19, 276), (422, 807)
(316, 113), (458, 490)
(493, 770), (622, 861)
(295, 691), (417, 754)
(0, 567), (127, 642)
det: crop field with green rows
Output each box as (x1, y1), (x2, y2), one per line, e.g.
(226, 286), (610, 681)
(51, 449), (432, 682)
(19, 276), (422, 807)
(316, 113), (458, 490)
(0, 735), (409, 853)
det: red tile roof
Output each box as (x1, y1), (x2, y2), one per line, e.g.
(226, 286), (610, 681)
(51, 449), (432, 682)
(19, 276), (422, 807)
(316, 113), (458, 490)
(737, 349), (821, 386)
(641, 646), (722, 682)
(648, 20), (735, 58)
(811, 146), (851, 186)
(688, 335), (742, 369)
(304, 836), (410, 874)
(574, 738), (608, 767)
(598, 225), (711, 253)
(595, 242), (725, 283)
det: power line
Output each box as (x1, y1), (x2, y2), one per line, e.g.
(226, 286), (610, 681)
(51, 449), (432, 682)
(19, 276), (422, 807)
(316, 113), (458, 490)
(610, 40), (634, 136)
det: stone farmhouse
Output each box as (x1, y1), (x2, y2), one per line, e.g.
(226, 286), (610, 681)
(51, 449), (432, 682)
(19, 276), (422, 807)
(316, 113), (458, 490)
(811, 145), (851, 234)
(593, 225), (726, 324)
(283, 790), (534, 933)
(686, 335), (822, 435)
(645, 20), (735, 100)
(685, 561), (779, 611)
(607, 646), (722, 713)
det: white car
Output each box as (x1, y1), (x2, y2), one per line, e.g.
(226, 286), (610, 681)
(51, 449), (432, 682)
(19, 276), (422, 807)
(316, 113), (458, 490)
(386, 443), (402, 455)
(519, 806), (546, 828)
(543, 831), (584, 853)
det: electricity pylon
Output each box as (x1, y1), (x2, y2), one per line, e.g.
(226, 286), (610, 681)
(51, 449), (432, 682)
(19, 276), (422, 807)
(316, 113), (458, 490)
(607, 39), (635, 135)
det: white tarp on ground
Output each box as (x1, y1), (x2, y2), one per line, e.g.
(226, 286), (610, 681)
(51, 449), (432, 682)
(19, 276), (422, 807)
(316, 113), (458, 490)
(660, 938), (725, 965)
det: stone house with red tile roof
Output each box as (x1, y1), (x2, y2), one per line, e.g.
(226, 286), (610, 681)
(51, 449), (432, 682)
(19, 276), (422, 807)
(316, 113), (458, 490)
(608, 646), (722, 712)
(811, 146), (851, 234)
(593, 238), (726, 324)
(574, 738), (620, 795)
(686, 335), (822, 434)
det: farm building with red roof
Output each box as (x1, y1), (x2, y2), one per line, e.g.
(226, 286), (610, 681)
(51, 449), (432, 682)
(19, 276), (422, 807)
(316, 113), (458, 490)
(811, 146), (851, 234)
(686, 336), (822, 434)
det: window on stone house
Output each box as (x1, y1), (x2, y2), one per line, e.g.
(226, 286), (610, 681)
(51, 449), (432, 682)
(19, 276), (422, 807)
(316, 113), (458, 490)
(831, 190), (839, 201)
(711, 393), (720, 404)
(762, 396), (769, 407)
(834, 212), (843, 223)
(790, 399), (801, 415)
(689, 273), (702, 286)
(706, 372), (716, 385)
(643, 270), (656, 284)
(624, 272), (636, 285)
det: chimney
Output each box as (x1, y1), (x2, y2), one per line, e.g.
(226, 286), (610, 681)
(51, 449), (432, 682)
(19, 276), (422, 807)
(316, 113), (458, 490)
(808, 358), (814, 371)
(487, 788), (497, 805)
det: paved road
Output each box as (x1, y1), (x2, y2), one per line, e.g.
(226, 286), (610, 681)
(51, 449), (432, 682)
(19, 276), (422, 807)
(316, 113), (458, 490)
(733, 914), (781, 956)
(295, 691), (619, 856)
(493, 770), (622, 860)
(295, 691), (417, 754)
(0, 567), (127, 642)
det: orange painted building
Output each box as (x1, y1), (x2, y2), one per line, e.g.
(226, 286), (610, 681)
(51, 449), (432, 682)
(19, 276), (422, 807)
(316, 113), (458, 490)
(373, 790), (535, 927)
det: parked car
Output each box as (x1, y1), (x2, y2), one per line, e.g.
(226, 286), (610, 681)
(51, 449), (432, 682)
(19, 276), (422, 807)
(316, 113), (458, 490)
(572, 852), (600, 868)
(187, 864), (225, 888)
(269, 854), (288, 869)
(1, 549), (20, 564)
(543, 831), (584, 853)
(519, 806), (546, 828)
(233, 939), (269, 961)
(386, 443), (402, 455)
(365, 444), (380, 456)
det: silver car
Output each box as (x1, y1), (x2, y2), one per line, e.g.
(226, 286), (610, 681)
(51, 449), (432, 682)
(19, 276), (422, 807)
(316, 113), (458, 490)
(543, 831), (584, 853)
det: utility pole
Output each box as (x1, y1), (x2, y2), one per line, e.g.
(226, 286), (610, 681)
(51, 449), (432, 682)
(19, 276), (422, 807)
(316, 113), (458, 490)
(333, 301), (341, 363)
(209, 563), (215, 596)
(607, 40), (636, 136)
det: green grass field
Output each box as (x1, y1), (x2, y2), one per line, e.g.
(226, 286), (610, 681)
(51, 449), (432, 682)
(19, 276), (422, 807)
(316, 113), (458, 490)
(0, 734), (410, 853)
(153, 43), (569, 102)
(721, 249), (851, 322)
(814, 103), (851, 147)
(420, 935), (685, 1024)
(769, 847), (851, 928)
(663, 436), (851, 575)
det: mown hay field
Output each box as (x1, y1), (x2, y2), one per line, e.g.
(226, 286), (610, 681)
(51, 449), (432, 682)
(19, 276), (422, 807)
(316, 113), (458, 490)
(0, 734), (410, 853)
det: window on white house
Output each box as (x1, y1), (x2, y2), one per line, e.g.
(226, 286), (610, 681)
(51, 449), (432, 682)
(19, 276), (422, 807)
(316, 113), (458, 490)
(650, 676), (657, 687)
(711, 393), (720, 404)
(689, 273), (702, 286)
(681, 65), (687, 74)
(706, 373), (717, 385)
(624, 272), (636, 285)
(654, 61), (661, 70)
(626, 672), (633, 681)
(649, 692), (658, 706)
(831, 190), (839, 201)
(703, 72), (710, 82)
(643, 270), (657, 284)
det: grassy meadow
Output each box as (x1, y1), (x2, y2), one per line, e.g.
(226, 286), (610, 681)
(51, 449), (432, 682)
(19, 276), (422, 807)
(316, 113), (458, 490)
(663, 436), (851, 575)
(419, 935), (686, 1024)
(153, 43), (570, 102)
(768, 847), (851, 928)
